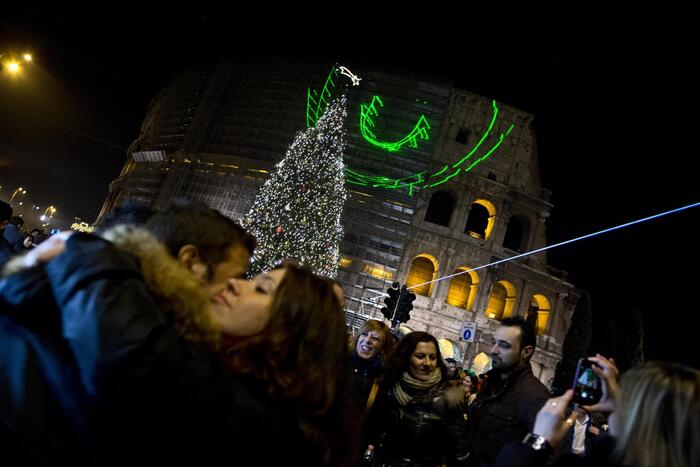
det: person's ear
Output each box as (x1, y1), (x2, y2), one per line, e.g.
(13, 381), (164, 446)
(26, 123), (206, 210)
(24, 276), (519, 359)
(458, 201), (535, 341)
(520, 345), (534, 362)
(177, 244), (206, 278)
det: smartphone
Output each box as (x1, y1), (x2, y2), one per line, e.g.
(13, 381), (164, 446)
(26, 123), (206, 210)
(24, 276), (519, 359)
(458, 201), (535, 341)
(572, 358), (602, 405)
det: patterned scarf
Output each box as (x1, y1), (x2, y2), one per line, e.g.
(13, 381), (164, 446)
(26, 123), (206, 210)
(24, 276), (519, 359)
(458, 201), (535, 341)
(393, 368), (442, 406)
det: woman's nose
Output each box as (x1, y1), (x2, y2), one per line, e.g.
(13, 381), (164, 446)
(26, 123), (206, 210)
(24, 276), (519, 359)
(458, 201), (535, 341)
(227, 278), (246, 295)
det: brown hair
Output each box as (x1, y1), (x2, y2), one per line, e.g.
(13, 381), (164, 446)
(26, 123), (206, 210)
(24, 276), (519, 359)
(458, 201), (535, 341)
(145, 201), (255, 280)
(350, 319), (395, 361)
(220, 264), (358, 466)
(613, 361), (700, 467)
(382, 331), (447, 386)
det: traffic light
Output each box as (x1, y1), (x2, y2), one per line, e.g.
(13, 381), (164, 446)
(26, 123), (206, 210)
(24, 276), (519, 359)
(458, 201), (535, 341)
(381, 282), (401, 320)
(394, 285), (416, 324)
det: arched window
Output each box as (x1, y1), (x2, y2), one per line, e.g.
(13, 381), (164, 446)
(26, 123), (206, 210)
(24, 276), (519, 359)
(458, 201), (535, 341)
(528, 294), (551, 335)
(485, 280), (517, 320)
(465, 199), (496, 239)
(406, 255), (438, 297)
(471, 352), (492, 375)
(503, 215), (531, 252)
(445, 267), (479, 310)
(424, 191), (455, 227)
(438, 338), (462, 363)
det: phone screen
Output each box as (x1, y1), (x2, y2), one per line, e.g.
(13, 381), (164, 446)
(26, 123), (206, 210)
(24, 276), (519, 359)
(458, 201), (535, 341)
(572, 359), (602, 405)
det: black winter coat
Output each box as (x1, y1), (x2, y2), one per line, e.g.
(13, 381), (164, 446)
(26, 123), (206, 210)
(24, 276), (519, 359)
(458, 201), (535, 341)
(0, 266), (90, 466)
(0, 235), (14, 267)
(0, 231), (315, 466)
(349, 351), (383, 415)
(368, 379), (469, 466)
(466, 364), (550, 467)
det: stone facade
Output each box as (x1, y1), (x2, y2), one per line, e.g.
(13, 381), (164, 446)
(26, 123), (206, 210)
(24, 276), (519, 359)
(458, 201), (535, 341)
(359, 90), (580, 387)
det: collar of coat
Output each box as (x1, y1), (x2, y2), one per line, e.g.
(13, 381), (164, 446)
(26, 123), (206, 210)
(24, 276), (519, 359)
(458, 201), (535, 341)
(3, 225), (222, 348)
(481, 362), (534, 400)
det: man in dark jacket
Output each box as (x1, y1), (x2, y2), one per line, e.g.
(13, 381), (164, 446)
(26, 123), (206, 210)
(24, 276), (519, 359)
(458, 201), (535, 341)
(466, 317), (551, 466)
(0, 203), (255, 466)
(3, 216), (29, 253)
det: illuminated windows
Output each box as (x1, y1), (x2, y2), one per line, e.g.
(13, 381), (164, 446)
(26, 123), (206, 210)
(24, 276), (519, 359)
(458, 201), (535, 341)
(528, 294), (551, 335)
(406, 254), (438, 297)
(445, 267), (479, 310)
(465, 199), (496, 240)
(485, 280), (517, 320)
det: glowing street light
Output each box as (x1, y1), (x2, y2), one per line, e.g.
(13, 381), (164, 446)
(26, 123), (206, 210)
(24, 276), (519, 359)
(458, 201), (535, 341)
(44, 205), (57, 222)
(1, 51), (33, 76)
(7, 62), (20, 74)
(9, 187), (27, 203)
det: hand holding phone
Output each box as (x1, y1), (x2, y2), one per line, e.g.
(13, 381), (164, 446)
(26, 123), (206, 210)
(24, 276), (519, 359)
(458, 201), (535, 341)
(581, 354), (619, 414)
(572, 358), (603, 405)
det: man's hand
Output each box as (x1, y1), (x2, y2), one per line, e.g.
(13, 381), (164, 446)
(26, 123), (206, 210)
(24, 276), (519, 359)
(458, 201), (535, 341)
(22, 231), (75, 268)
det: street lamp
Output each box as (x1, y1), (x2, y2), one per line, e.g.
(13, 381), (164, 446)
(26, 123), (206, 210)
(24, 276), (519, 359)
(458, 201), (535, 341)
(1, 51), (33, 75)
(9, 187), (27, 204)
(44, 205), (57, 222)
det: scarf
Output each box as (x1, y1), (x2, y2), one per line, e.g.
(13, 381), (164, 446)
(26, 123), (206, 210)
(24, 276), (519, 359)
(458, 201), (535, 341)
(393, 368), (442, 406)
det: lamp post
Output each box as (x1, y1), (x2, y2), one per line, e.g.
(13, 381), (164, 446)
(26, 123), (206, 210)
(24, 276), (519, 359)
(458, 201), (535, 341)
(9, 187), (27, 204)
(44, 205), (56, 222)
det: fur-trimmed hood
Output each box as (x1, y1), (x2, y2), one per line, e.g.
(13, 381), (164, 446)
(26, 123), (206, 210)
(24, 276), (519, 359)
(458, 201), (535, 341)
(3, 225), (221, 348)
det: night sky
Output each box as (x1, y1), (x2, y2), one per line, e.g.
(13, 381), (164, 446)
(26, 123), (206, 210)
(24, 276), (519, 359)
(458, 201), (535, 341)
(1, 9), (697, 367)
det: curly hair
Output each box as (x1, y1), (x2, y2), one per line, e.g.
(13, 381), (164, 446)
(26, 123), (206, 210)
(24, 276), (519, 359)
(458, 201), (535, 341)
(382, 331), (447, 387)
(220, 264), (358, 467)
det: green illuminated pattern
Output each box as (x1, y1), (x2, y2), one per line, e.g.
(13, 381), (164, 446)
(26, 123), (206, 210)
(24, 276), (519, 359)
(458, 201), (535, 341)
(306, 67), (339, 128)
(347, 100), (514, 195)
(359, 96), (431, 152)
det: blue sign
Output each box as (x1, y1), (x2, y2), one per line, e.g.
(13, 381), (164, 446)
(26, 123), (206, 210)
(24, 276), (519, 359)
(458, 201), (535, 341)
(460, 322), (477, 343)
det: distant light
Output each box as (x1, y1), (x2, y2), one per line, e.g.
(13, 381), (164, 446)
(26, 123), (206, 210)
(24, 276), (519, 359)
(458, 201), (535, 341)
(40, 215), (47, 221)
(7, 62), (21, 74)
(23, 53), (32, 62)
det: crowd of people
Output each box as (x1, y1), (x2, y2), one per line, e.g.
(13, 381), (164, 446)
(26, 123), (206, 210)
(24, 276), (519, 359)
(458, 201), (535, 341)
(1, 199), (698, 467)
(0, 202), (50, 266)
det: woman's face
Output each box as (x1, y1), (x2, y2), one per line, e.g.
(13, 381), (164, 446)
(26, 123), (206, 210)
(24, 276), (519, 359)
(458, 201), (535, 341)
(210, 268), (286, 336)
(461, 374), (473, 391)
(408, 341), (438, 381)
(356, 330), (384, 360)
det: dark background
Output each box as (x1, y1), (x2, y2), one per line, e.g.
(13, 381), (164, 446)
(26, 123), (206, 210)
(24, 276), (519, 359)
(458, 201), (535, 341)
(1, 8), (697, 367)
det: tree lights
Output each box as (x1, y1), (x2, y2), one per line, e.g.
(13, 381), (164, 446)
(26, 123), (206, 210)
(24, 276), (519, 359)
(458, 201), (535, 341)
(243, 95), (349, 278)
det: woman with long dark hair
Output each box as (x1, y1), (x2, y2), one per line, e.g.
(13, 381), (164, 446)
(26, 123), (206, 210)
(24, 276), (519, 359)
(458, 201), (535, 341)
(215, 264), (360, 467)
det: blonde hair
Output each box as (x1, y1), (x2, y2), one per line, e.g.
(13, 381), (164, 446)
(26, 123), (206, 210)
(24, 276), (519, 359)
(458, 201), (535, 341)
(613, 361), (700, 467)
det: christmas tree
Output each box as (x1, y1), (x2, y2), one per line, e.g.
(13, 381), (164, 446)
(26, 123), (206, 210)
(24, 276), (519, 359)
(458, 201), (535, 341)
(242, 94), (348, 278)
